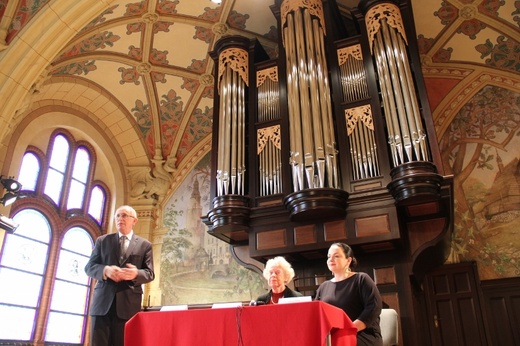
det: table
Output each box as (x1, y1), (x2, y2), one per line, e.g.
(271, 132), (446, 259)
(125, 301), (357, 346)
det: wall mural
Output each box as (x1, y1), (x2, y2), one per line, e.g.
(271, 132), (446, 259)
(440, 85), (520, 280)
(160, 153), (266, 305)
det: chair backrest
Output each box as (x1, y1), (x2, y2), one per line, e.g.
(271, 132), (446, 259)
(380, 308), (399, 346)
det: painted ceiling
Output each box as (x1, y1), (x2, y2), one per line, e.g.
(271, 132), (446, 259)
(0, 0), (518, 199)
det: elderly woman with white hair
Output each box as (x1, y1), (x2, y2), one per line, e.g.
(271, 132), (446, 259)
(254, 256), (302, 305)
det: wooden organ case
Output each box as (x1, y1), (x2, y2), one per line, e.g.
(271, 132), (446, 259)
(205, 1), (454, 344)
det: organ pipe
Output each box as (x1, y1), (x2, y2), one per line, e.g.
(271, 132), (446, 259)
(281, 0), (340, 191)
(216, 47), (249, 196)
(365, 2), (429, 166)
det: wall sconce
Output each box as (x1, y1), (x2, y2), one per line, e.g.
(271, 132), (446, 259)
(0, 176), (22, 206)
(0, 214), (19, 233)
(210, 0), (222, 4)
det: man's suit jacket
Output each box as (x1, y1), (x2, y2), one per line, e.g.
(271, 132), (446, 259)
(85, 232), (155, 320)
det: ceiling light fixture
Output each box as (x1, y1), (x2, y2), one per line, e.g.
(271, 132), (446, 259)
(0, 214), (19, 233)
(0, 192), (18, 206)
(1, 176), (21, 193)
(0, 176), (22, 206)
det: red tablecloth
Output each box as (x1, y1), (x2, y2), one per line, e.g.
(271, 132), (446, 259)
(125, 301), (357, 346)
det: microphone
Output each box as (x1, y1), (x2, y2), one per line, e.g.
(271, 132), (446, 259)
(249, 300), (266, 306)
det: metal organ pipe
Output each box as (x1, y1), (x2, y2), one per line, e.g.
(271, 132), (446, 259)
(281, 0), (340, 192)
(257, 67), (282, 197)
(365, 3), (430, 166)
(216, 48), (248, 196)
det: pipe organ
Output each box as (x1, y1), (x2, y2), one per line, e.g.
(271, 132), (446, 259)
(205, 2), (453, 342)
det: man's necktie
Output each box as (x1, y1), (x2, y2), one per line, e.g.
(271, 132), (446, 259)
(119, 236), (128, 264)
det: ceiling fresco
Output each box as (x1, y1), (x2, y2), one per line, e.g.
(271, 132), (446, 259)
(49, 0), (284, 164)
(0, 0), (518, 198)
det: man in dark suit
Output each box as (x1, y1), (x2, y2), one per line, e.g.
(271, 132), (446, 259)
(85, 205), (155, 346)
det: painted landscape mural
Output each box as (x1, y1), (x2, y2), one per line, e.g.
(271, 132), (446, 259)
(440, 85), (520, 280)
(160, 154), (266, 305)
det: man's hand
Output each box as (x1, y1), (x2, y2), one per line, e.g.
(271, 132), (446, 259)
(104, 264), (137, 282)
(105, 265), (124, 282)
(120, 263), (138, 281)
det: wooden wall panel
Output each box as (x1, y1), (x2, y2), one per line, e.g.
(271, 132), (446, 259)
(374, 266), (397, 285)
(355, 214), (391, 237)
(324, 220), (347, 241)
(294, 224), (316, 245)
(481, 277), (520, 346)
(256, 229), (286, 250)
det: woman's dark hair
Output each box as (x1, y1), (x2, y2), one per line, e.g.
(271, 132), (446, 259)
(332, 242), (358, 268)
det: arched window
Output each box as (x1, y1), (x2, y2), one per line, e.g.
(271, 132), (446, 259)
(67, 147), (90, 210)
(45, 227), (93, 343)
(44, 134), (69, 205)
(88, 185), (106, 224)
(0, 209), (51, 340)
(18, 152), (40, 191)
(0, 129), (110, 343)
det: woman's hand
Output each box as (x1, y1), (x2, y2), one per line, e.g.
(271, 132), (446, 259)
(353, 319), (367, 332)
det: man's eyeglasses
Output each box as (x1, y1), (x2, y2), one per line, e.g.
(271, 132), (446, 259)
(115, 213), (135, 220)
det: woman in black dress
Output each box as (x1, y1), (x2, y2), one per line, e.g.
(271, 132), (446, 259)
(315, 243), (383, 346)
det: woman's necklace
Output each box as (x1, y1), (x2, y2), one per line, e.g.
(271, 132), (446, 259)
(270, 291), (284, 304)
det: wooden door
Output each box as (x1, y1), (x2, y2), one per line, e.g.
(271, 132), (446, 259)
(424, 262), (488, 346)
